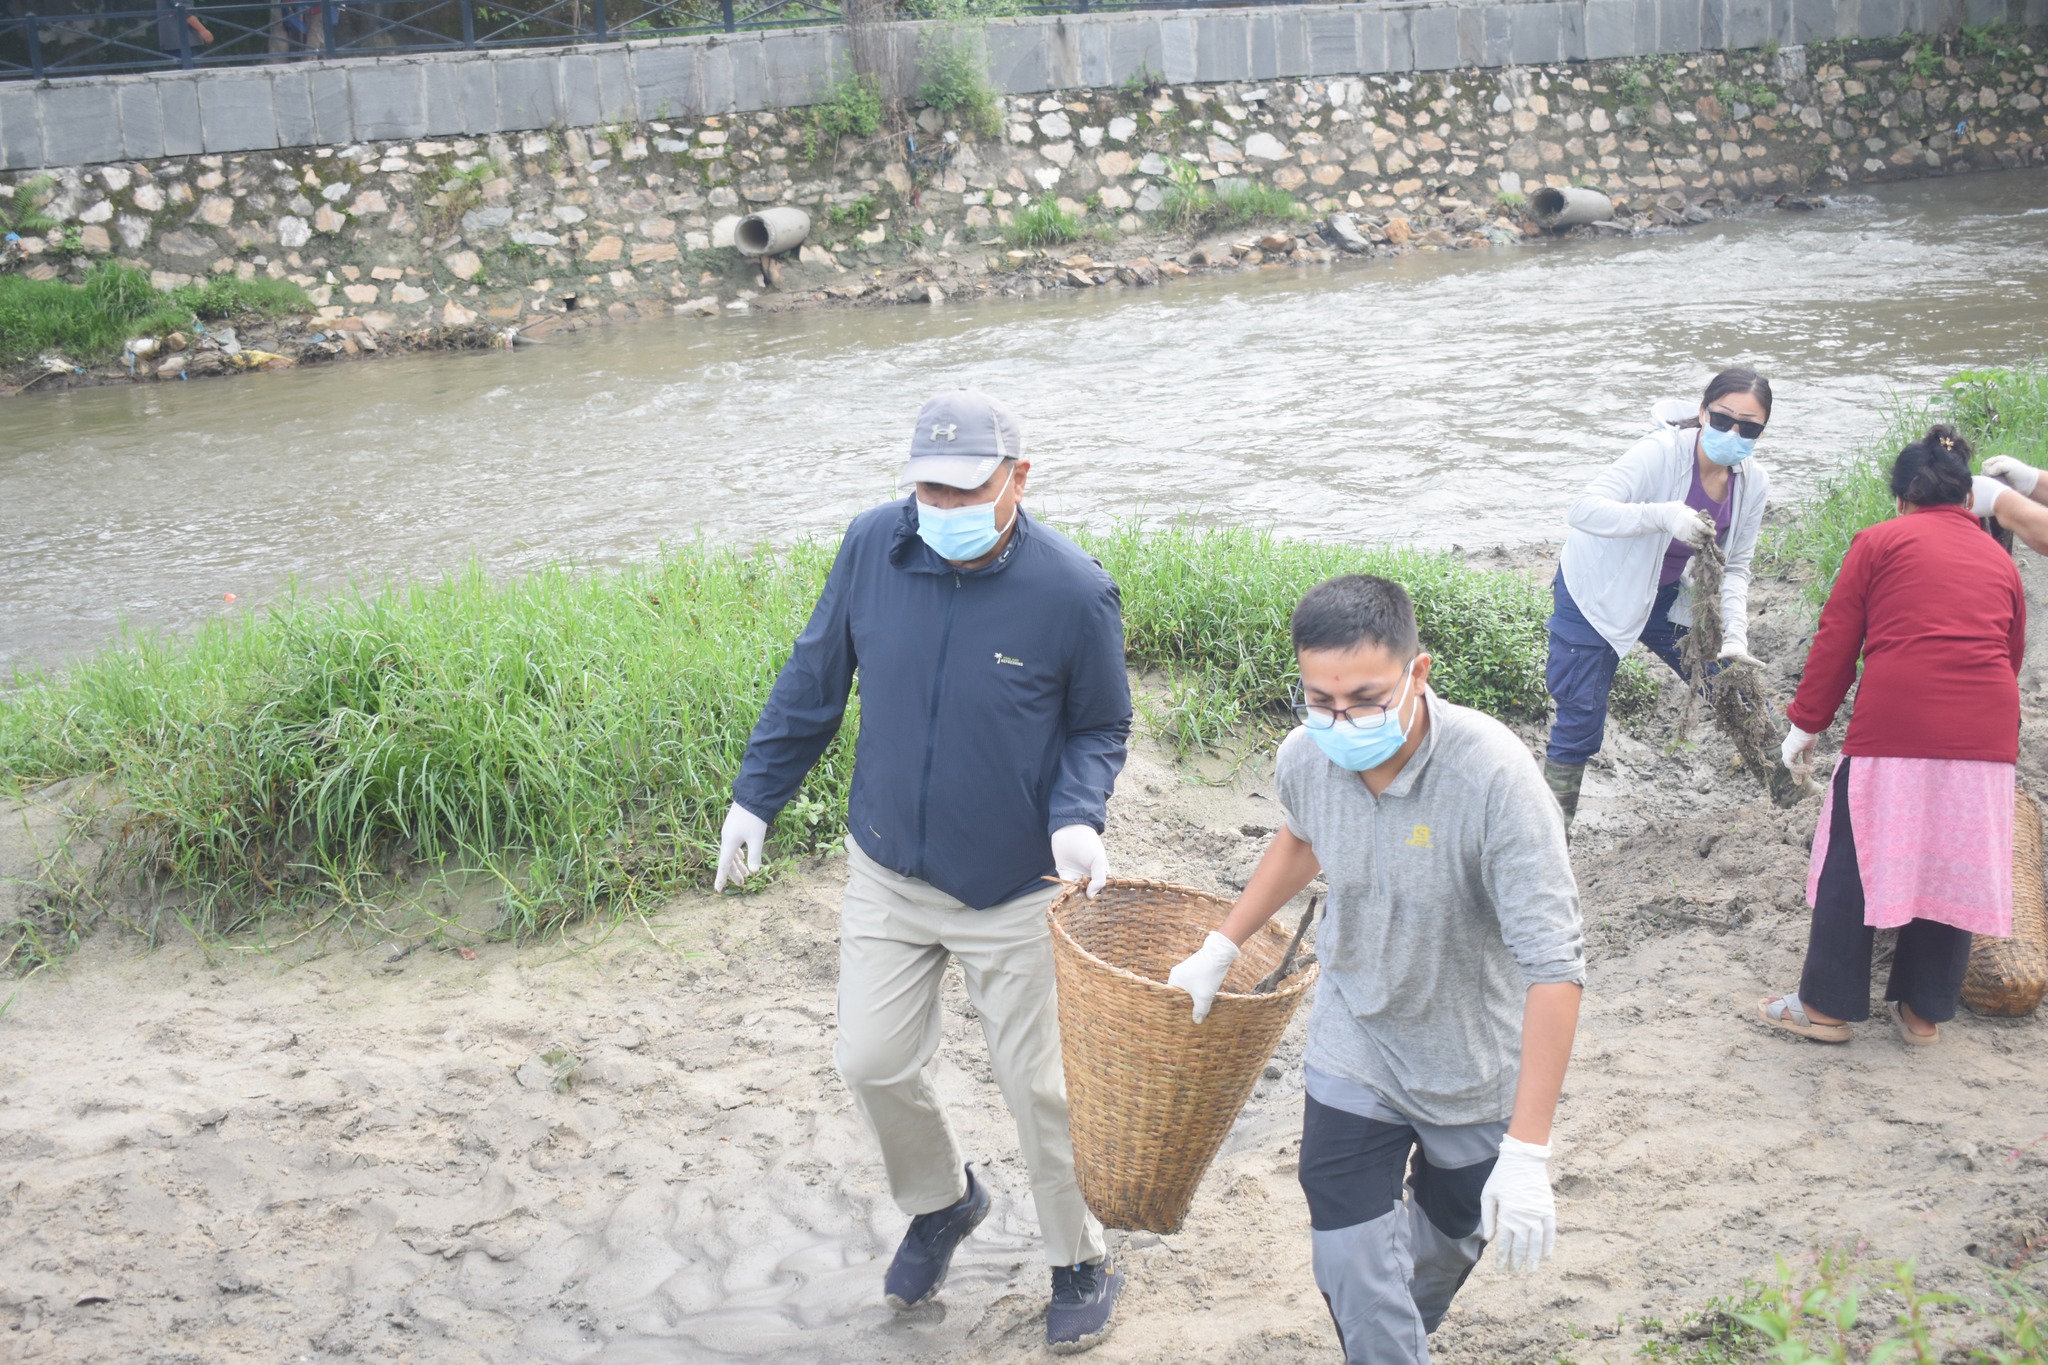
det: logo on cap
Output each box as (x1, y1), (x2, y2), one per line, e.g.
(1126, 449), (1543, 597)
(929, 423), (959, 442)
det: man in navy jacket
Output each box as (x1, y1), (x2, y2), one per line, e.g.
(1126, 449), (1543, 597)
(716, 390), (1132, 1353)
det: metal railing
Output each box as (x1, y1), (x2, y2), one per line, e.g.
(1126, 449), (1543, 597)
(0, 0), (1218, 81)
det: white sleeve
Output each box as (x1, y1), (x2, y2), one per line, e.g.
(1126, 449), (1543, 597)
(1566, 435), (1681, 540)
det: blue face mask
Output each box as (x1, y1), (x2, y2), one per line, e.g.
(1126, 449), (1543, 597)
(1699, 423), (1756, 466)
(915, 469), (1016, 563)
(1305, 667), (1415, 772)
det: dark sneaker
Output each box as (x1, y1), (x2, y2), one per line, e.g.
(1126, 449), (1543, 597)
(883, 1166), (990, 1310)
(1046, 1259), (1124, 1354)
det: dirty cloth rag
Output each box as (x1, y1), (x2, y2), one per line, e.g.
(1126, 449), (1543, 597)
(1806, 753), (2014, 937)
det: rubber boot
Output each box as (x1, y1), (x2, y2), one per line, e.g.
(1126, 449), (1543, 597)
(1543, 758), (1585, 835)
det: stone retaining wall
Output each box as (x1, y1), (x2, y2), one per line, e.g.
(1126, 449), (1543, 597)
(4, 0), (2047, 170)
(2, 28), (2043, 363)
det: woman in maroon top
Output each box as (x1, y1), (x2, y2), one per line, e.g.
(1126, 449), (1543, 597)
(1763, 426), (2024, 1047)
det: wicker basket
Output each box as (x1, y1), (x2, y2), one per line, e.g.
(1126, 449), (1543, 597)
(1048, 878), (1318, 1234)
(1963, 788), (2048, 1016)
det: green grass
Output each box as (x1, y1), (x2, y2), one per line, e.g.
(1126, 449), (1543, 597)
(1, 526), (1654, 966)
(1003, 199), (1083, 248)
(0, 262), (309, 366)
(915, 28), (1003, 139)
(1156, 170), (1307, 237)
(1764, 363), (2048, 605)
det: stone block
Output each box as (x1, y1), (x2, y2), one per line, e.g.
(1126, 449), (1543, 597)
(1659, 0), (1702, 50)
(726, 37), (769, 113)
(1586, 0), (1639, 57)
(696, 43), (735, 112)
(1383, 7), (1414, 71)
(308, 64), (352, 144)
(42, 84), (123, 166)
(350, 63), (426, 141)
(198, 72), (278, 153)
(1788, 0), (1832, 43)
(270, 68), (315, 149)
(116, 81), (166, 160)
(1303, 9), (1356, 75)
(1456, 4), (1487, 64)
(1556, 1), (1587, 58)
(160, 76), (202, 156)
(1356, 9), (1389, 72)
(763, 29), (831, 109)
(0, 85), (38, 172)
(1962, 0), (2006, 24)
(1039, 19), (1083, 90)
(1161, 16), (1197, 85)
(1248, 13), (1280, 80)
(1860, 0), (1903, 35)
(1411, 5), (1460, 69)
(1194, 14), (1250, 81)
(1075, 19), (1113, 88)
(593, 46), (634, 121)
(1270, 11), (1307, 77)
(493, 53), (560, 128)
(560, 54), (602, 127)
(1728, 0), (1770, 48)
(1509, 3), (1564, 63)
(1480, 2), (1514, 64)
(1107, 18), (1166, 86)
(1701, 0), (1727, 48)
(1635, 0), (1662, 52)
(632, 44), (701, 119)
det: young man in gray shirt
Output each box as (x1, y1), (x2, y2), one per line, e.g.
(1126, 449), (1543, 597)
(1168, 574), (1584, 1365)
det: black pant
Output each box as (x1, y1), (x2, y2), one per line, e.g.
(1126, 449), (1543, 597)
(1799, 757), (1975, 1024)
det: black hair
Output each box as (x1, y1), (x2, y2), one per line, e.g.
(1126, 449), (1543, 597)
(1889, 424), (1973, 507)
(1291, 575), (1420, 657)
(1680, 367), (1774, 428)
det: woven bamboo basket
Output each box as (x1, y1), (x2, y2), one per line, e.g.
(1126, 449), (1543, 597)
(1048, 878), (1318, 1234)
(1963, 788), (2048, 1016)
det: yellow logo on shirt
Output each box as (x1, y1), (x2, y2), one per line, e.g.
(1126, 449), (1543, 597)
(1405, 825), (1434, 849)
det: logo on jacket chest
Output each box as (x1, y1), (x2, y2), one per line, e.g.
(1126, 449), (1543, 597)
(994, 652), (1024, 668)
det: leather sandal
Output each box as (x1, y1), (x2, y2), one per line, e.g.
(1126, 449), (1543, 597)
(1757, 992), (1852, 1044)
(1888, 1001), (1939, 1047)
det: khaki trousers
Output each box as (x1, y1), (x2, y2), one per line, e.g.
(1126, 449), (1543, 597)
(835, 839), (1107, 1267)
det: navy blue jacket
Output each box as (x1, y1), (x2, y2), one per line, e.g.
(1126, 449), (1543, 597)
(732, 499), (1131, 910)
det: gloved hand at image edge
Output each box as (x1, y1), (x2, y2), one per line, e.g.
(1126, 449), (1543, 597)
(1166, 931), (1241, 1023)
(1479, 1135), (1556, 1274)
(1050, 823), (1110, 898)
(1971, 475), (2011, 520)
(1986, 456), (2041, 497)
(1780, 724), (1818, 779)
(715, 803), (768, 891)
(1663, 504), (1717, 549)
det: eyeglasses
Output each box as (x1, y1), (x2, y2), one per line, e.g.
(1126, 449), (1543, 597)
(1292, 665), (1414, 730)
(1706, 408), (1767, 441)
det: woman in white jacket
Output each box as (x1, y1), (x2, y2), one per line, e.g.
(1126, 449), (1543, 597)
(1543, 368), (1775, 828)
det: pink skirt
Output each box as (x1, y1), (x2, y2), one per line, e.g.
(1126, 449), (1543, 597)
(1806, 754), (2014, 937)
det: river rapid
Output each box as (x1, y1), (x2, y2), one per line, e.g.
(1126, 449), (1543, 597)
(4, 169), (2047, 678)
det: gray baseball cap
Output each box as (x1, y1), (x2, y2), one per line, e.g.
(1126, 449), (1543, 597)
(900, 390), (1025, 490)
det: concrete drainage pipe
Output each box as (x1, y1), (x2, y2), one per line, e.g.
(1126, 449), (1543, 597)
(735, 207), (813, 257)
(1528, 186), (1615, 228)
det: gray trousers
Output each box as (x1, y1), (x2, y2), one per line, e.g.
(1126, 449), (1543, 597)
(1299, 1070), (1506, 1365)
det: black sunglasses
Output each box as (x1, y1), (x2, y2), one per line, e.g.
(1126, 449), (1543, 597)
(1706, 408), (1767, 441)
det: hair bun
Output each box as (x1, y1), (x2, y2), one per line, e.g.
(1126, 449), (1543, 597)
(1926, 423), (1969, 459)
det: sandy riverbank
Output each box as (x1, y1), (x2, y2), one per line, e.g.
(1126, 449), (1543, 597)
(2, 546), (2046, 1364)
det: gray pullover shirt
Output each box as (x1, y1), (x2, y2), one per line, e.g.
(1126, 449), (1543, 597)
(1277, 691), (1585, 1127)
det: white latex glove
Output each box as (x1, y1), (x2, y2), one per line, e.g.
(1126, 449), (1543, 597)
(1663, 504), (1717, 549)
(1050, 823), (1109, 898)
(1165, 931), (1241, 1023)
(714, 803), (767, 891)
(1986, 456), (2041, 496)
(1716, 639), (1764, 669)
(1971, 475), (2011, 519)
(1780, 724), (1818, 780)
(1479, 1135), (1556, 1274)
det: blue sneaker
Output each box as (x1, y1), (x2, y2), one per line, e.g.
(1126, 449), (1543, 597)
(1046, 1259), (1124, 1353)
(883, 1166), (990, 1310)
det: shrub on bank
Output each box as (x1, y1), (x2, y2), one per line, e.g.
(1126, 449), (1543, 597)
(1765, 363), (2048, 603)
(0, 528), (1636, 961)
(0, 262), (309, 366)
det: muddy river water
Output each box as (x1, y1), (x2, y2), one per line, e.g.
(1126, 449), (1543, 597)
(5, 169), (2047, 678)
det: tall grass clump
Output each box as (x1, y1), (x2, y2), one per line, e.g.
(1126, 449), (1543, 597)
(1076, 524), (1657, 755)
(914, 28), (1004, 138)
(1157, 163), (1307, 236)
(0, 548), (856, 947)
(1766, 363), (2048, 604)
(1003, 199), (1082, 248)
(0, 262), (309, 365)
